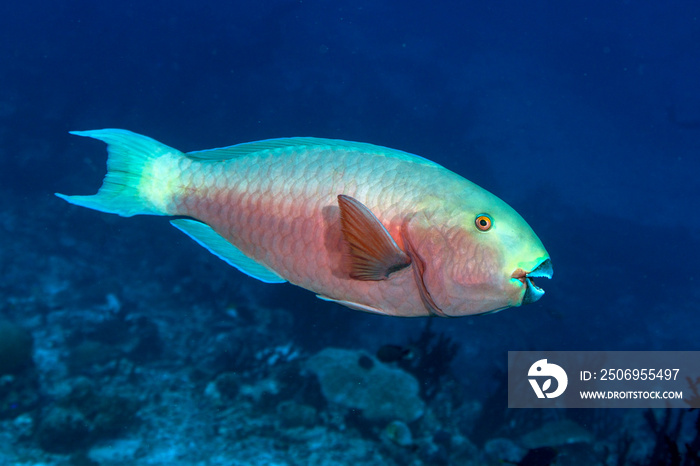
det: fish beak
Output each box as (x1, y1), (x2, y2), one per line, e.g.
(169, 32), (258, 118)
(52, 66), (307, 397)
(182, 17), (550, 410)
(511, 258), (553, 304)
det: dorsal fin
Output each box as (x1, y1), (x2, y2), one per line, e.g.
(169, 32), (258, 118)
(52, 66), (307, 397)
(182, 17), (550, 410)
(185, 137), (441, 166)
(186, 138), (323, 161)
(337, 194), (411, 281)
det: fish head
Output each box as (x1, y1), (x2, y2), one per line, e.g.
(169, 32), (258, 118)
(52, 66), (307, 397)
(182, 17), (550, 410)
(412, 187), (552, 316)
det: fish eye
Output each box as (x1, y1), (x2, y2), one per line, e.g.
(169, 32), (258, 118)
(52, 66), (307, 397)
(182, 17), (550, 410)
(475, 214), (493, 231)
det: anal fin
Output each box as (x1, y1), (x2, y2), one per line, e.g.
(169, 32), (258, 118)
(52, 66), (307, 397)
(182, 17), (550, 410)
(171, 219), (286, 284)
(316, 294), (388, 315)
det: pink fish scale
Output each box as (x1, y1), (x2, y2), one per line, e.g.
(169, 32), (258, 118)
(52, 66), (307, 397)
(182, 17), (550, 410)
(172, 145), (446, 315)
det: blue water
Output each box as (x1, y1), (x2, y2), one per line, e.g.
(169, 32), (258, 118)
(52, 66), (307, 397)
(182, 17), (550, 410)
(1, 1), (699, 464)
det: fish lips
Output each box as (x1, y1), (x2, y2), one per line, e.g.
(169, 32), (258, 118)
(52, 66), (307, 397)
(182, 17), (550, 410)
(512, 258), (553, 305)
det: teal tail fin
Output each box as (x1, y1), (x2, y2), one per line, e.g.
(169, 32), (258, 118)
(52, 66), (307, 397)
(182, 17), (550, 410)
(56, 129), (183, 217)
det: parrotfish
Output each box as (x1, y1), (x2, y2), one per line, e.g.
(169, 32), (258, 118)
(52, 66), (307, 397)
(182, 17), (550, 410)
(57, 129), (552, 317)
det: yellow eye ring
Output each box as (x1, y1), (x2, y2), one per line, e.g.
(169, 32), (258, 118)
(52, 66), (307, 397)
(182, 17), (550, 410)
(475, 214), (493, 231)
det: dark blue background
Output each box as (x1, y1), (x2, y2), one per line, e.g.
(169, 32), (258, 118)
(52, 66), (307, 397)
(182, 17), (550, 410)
(2, 0), (699, 390)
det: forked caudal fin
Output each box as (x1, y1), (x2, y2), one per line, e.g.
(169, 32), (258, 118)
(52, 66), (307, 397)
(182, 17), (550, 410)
(55, 129), (184, 217)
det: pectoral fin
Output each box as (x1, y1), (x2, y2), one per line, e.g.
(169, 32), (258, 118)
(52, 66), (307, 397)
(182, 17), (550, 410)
(337, 194), (411, 281)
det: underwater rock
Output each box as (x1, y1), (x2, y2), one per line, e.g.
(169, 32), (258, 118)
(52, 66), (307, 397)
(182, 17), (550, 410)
(0, 319), (33, 375)
(204, 372), (241, 406)
(36, 377), (140, 453)
(484, 437), (526, 463)
(443, 433), (481, 465)
(520, 419), (594, 449)
(88, 438), (142, 463)
(432, 429), (452, 450)
(306, 347), (424, 423)
(67, 340), (120, 374)
(36, 405), (92, 453)
(206, 371), (285, 411)
(67, 314), (162, 371)
(194, 329), (267, 376)
(0, 371), (40, 419)
(63, 376), (139, 437)
(277, 400), (318, 428)
(383, 420), (413, 447)
(239, 377), (281, 404)
(89, 393), (140, 437)
(124, 315), (162, 362)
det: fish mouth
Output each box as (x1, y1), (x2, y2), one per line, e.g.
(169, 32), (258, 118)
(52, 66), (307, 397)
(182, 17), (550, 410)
(511, 258), (553, 305)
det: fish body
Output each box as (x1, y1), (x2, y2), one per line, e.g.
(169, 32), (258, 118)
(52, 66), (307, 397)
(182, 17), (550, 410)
(57, 129), (551, 317)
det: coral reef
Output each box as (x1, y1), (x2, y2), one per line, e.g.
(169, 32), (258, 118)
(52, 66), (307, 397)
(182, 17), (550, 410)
(520, 419), (593, 449)
(35, 376), (140, 453)
(404, 319), (459, 401)
(306, 347), (425, 423)
(0, 196), (698, 465)
(629, 409), (700, 466)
